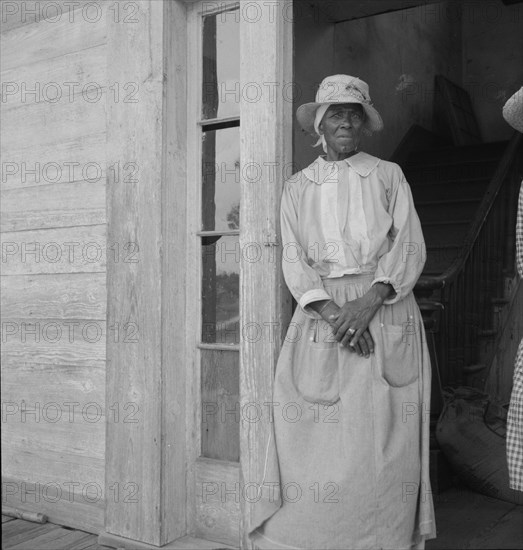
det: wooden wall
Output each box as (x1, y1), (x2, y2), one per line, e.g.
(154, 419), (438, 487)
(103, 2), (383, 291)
(293, 1), (462, 168)
(1, 1), (107, 532)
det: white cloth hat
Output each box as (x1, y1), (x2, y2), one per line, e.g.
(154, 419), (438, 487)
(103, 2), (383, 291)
(503, 86), (523, 133)
(296, 74), (384, 136)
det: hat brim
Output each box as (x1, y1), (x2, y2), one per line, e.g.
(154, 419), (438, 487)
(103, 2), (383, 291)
(503, 87), (523, 133)
(296, 101), (384, 136)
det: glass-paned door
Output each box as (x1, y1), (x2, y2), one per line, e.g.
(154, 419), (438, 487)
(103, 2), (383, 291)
(186, 2), (241, 546)
(199, 3), (240, 462)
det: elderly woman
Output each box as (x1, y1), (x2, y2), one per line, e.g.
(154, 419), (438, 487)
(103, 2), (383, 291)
(250, 75), (436, 550)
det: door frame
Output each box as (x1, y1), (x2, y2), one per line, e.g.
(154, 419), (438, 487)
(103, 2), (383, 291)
(238, 2), (294, 548)
(104, 1), (293, 547)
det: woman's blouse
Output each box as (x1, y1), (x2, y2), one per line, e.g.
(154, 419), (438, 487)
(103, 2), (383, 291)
(280, 152), (425, 318)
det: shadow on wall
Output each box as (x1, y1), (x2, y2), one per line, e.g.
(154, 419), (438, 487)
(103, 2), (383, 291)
(293, 0), (523, 169)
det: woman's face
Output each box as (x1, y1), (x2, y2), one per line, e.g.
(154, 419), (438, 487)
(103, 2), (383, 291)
(319, 103), (366, 155)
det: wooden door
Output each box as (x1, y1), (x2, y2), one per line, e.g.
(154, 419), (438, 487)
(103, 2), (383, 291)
(185, 1), (293, 547)
(186, 2), (242, 545)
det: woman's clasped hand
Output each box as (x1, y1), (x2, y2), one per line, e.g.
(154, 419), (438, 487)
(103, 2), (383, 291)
(318, 284), (393, 357)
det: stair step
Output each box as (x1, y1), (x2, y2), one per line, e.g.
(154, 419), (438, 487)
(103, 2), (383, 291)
(422, 219), (470, 227)
(462, 363), (486, 373)
(423, 246), (462, 275)
(423, 223), (469, 248)
(416, 198), (480, 206)
(406, 165), (498, 187)
(478, 329), (497, 338)
(421, 219), (472, 228)
(411, 179), (490, 202)
(405, 140), (508, 165)
(416, 199), (481, 223)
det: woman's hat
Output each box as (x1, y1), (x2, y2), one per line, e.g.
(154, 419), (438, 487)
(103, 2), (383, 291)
(296, 74), (384, 136)
(503, 86), (523, 133)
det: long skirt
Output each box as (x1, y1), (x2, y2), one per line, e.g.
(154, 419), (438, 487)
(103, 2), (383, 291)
(507, 337), (523, 491)
(250, 273), (436, 550)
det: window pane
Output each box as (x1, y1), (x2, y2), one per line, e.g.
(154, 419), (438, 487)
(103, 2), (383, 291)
(202, 236), (240, 344)
(201, 349), (239, 461)
(202, 8), (240, 119)
(202, 127), (240, 232)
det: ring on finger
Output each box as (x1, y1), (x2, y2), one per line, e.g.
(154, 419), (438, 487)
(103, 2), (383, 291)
(348, 328), (356, 336)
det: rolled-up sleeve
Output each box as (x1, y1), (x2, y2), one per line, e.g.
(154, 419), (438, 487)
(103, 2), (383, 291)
(371, 166), (425, 305)
(280, 178), (331, 318)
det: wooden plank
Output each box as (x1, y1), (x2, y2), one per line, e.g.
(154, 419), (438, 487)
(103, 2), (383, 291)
(185, 2), (204, 542)
(1, 319), (106, 367)
(0, 4), (107, 69)
(98, 531), (237, 550)
(1, 91), (106, 152)
(42, 531), (94, 550)
(160, 0), (188, 543)
(0, 1), (100, 33)
(1, 518), (44, 537)
(1, 273), (106, 319)
(3, 429), (105, 468)
(7, 526), (78, 550)
(194, 459), (240, 547)
(105, 1), (186, 545)
(1, 179), (105, 232)
(1, 225), (106, 276)
(0, 520), (60, 548)
(1, 362), (105, 413)
(2, 478), (104, 536)
(1, 132), (105, 191)
(239, 2), (294, 548)
(69, 534), (101, 550)
(201, 349), (240, 462)
(8, 528), (94, 550)
(1, 44), (106, 110)
(2, 446), (104, 486)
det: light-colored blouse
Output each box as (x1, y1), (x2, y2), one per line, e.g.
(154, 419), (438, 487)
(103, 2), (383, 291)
(280, 151), (426, 318)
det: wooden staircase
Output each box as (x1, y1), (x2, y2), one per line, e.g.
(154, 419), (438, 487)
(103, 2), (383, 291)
(404, 137), (522, 397)
(391, 76), (523, 418)
(406, 141), (508, 277)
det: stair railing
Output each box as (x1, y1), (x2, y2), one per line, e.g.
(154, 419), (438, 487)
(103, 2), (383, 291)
(414, 131), (523, 387)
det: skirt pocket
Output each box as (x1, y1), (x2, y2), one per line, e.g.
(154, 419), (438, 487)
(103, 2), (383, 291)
(293, 320), (340, 405)
(375, 323), (420, 388)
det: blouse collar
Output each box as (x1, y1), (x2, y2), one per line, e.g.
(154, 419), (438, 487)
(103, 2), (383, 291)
(302, 151), (381, 184)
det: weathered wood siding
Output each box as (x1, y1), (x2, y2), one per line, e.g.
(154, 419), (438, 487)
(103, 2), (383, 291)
(1, 2), (108, 532)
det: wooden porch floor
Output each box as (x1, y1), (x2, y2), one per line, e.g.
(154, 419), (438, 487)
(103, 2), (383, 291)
(1, 514), (110, 550)
(3, 486), (522, 549)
